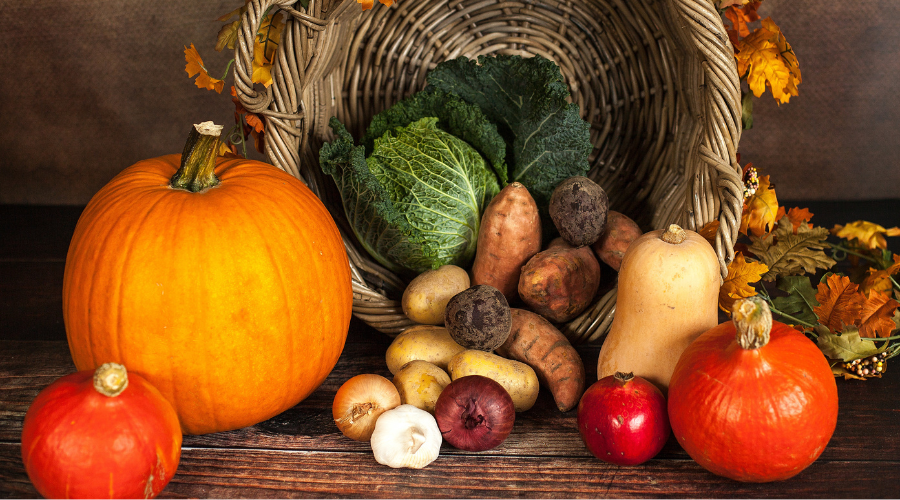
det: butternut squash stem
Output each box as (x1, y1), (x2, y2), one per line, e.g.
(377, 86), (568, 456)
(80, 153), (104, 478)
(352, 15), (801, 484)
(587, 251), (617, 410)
(93, 362), (129, 397)
(660, 224), (686, 244)
(170, 122), (223, 192)
(732, 296), (772, 350)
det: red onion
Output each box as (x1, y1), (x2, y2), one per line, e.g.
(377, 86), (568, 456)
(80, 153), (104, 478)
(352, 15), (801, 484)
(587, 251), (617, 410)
(434, 375), (515, 451)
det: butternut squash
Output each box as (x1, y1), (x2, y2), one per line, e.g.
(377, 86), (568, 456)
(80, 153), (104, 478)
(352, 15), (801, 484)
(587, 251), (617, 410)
(596, 224), (720, 392)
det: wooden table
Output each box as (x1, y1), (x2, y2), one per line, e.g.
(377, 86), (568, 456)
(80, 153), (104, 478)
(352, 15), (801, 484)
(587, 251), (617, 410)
(2, 203), (899, 498)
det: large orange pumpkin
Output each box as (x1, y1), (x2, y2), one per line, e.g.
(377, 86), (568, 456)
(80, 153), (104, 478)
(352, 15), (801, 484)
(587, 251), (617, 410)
(63, 122), (353, 435)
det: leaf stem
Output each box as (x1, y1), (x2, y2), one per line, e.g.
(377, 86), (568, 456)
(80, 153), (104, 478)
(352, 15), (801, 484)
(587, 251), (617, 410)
(756, 287), (818, 333)
(828, 242), (881, 265)
(220, 58), (235, 81)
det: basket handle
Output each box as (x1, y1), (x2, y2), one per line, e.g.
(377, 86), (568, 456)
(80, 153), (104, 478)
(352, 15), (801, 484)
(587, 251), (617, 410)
(669, 0), (745, 280)
(233, 0), (357, 183)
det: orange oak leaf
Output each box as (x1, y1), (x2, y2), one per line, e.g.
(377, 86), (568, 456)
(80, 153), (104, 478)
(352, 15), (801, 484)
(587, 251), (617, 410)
(230, 86), (266, 154)
(858, 290), (900, 338)
(774, 206), (814, 234)
(740, 173), (778, 236)
(184, 44), (225, 93)
(814, 274), (865, 334)
(724, 1), (761, 47)
(735, 18), (801, 104)
(831, 220), (900, 250)
(719, 252), (768, 313)
(698, 220), (720, 247)
(861, 254), (900, 297)
(358, 0), (394, 10)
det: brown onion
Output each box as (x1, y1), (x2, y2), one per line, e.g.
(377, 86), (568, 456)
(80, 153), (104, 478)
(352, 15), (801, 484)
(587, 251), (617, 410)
(434, 375), (515, 451)
(332, 374), (401, 441)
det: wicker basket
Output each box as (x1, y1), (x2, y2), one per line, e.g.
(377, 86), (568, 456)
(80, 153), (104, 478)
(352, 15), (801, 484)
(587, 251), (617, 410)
(233, 0), (743, 343)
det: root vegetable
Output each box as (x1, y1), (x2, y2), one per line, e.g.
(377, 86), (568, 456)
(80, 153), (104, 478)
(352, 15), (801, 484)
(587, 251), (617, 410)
(497, 308), (586, 412)
(470, 182), (542, 302)
(517, 239), (601, 323)
(385, 325), (466, 375)
(549, 176), (609, 247)
(444, 285), (512, 351)
(447, 349), (540, 412)
(392, 360), (452, 414)
(591, 211), (643, 271)
(402, 265), (470, 325)
(332, 374), (401, 441)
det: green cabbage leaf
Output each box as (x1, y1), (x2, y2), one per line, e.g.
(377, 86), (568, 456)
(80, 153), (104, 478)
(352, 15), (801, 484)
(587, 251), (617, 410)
(320, 117), (500, 275)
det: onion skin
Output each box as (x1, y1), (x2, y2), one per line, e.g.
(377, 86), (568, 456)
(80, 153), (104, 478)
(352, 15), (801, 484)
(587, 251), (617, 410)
(434, 375), (515, 452)
(333, 374), (401, 441)
(577, 372), (670, 466)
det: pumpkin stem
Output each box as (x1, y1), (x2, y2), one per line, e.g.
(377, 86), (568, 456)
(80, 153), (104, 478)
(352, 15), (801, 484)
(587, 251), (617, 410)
(170, 121), (223, 192)
(732, 296), (772, 350)
(661, 224), (687, 244)
(93, 362), (129, 397)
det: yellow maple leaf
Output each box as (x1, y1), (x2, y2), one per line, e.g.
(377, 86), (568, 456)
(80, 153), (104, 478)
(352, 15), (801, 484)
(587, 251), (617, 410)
(216, 20), (241, 52)
(861, 254), (900, 297)
(814, 274), (865, 334)
(740, 174), (779, 236)
(858, 289), (900, 338)
(250, 14), (285, 88)
(358, 0), (394, 10)
(719, 253), (768, 313)
(184, 44), (225, 93)
(735, 18), (801, 104)
(832, 220), (900, 250)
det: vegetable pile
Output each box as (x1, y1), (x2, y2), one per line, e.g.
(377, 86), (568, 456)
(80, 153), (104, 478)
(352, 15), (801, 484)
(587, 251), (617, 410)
(320, 54), (592, 275)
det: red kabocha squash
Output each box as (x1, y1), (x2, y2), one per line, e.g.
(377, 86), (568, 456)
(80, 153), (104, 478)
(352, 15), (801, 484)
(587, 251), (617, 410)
(21, 363), (182, 499)
(63, 122), (353, 435)
(667, 296), (839, 482)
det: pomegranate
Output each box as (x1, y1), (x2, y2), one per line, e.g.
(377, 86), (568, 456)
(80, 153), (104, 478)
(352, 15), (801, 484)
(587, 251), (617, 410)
(577, 372), (670, 465)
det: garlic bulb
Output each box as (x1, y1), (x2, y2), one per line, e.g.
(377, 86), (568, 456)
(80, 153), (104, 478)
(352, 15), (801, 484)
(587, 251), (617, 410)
(370, 404), (441, 469)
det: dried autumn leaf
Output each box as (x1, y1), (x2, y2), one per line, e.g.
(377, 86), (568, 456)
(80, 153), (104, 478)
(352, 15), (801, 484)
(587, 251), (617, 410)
(814, 274), (865, 334)
(724, 1), (761, 47)
(184, 44), (225, 93)
(740, 173), (779, 236)
(832, 220), (900, 250)
(861, 254), (900, 297)
(735, 18), (801, 104)
(858, 290), (900, 338)
(748, 217), (836, 281)
(216, 20), (240, 52)
(719, 253), (768, 313)
(216, 4), (245, 22)
(771, 275), (820, 326)
(250, 14), (285, 87)
(358, 0), (394, 10)
(698, 220), (719, 247)
(778, 207), (813, 233)
(816, 326), (887, 362)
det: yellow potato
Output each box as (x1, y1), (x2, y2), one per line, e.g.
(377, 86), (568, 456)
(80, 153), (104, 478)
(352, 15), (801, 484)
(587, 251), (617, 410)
(385, 325), (467, 375)
(447, 350), (540, 412)
(392, 360), (452, 414)
(401, 265), (471, 325)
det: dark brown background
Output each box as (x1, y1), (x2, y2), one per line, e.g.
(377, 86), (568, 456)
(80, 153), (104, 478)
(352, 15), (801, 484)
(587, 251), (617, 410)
(1, 0), (898, 205)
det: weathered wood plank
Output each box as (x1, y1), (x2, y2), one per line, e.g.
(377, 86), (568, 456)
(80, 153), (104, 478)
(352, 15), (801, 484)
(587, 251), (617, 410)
(2, 443), (898, 499)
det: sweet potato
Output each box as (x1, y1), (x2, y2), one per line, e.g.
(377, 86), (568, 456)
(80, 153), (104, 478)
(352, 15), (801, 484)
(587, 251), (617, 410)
(496, 308), (585, 412)
(471, 182), (542, 303)
(591, 211), (643, 271)
(517, 238), (601, 323)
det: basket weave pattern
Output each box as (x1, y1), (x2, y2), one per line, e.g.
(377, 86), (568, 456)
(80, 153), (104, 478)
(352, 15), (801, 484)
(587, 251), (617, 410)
(234, 0), (743, 343)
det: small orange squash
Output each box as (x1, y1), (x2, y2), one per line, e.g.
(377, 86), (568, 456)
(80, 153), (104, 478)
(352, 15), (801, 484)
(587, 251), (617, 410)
(63, 122), (353, 435)
(668, 297), (838, 482)
(21, 363), (182, 498)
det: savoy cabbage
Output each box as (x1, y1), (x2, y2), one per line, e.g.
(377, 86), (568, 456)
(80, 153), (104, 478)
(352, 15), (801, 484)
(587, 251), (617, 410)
(320, 117), (500, 275)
